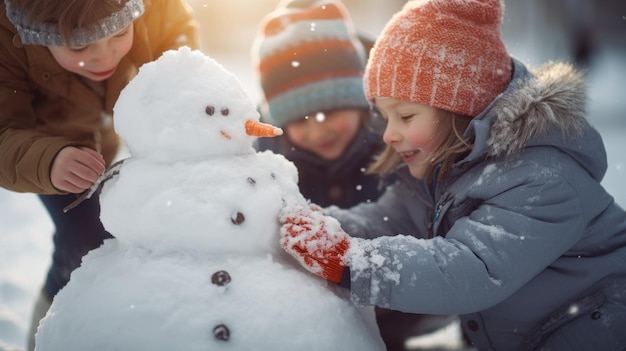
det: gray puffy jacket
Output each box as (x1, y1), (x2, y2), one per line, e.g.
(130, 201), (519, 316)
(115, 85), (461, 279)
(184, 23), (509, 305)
(329, 59), (626, 350)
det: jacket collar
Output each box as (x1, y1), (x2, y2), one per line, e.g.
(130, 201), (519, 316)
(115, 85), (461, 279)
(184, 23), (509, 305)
(457, 58), (602, 176)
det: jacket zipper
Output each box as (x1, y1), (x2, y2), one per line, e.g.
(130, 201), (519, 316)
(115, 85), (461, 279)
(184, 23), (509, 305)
(431, 192), (453, 237)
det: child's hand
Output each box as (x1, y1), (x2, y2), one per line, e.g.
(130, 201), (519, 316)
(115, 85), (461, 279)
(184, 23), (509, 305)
(50, 146), (105, 193)
(279, 204), (350, 283)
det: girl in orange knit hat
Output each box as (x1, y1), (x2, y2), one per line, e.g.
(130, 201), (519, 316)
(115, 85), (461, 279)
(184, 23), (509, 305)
(278, 0), (626, 349)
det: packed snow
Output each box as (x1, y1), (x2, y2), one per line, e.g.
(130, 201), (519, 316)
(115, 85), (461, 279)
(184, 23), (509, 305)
(28, 47), (386, 351)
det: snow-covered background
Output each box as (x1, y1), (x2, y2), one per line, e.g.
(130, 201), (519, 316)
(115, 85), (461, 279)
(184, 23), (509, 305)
(1, 1), (624, 350)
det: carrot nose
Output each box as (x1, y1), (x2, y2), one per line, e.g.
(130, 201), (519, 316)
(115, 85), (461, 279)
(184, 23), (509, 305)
(245, 120), (283, 138)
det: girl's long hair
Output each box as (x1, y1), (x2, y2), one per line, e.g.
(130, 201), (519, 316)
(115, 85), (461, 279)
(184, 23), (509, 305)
(368, 109), (473, 185)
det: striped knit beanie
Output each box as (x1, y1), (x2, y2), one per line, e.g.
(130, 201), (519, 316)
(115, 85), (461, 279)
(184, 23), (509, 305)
(364, 0), (512, 117)
(4, 0), (144, 46)
(252, 0), (369, 128)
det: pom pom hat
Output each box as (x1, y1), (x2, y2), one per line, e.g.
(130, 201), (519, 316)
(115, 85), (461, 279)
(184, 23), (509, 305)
(252, 0), (370, 128)
(364, 0), (512, 117)
(4, 0), (144, 46)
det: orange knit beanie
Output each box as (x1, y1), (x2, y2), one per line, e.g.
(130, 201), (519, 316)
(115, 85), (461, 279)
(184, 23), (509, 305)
(364, 0), (512, 117)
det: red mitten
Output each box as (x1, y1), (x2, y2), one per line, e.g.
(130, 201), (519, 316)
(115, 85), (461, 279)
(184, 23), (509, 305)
(279, 204), (350, 283)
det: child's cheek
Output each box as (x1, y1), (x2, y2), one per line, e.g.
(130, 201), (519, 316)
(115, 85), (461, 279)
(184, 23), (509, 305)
(405, 125), (435, 148)
(331, 119), (353, 134)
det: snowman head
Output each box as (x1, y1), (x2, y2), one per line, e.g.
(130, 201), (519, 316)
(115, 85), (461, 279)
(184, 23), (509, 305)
(113, 47), (280, 162)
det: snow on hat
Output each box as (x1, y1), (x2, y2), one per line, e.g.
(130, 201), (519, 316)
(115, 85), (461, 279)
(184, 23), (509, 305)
(252, 0), (370, 128)
(364, 0), (512, 117)
(4, 0), (144, 46)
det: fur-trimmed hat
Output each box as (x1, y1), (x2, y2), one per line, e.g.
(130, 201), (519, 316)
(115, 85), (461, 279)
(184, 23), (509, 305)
(4, 0), (144, 46)
(364, 0), (512, 117)
(252, 0), (370, 128)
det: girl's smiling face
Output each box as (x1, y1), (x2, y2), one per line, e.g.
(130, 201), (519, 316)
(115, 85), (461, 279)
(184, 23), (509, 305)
(375, 97), (445, 179)
(47, 24), (134, 81)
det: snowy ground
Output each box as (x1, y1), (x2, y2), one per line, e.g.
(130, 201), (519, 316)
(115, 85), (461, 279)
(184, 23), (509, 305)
(1, 2), (625, 350)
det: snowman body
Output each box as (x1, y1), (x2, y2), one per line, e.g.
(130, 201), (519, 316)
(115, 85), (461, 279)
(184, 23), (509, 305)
(34, 47), (385, 351)
(99, 150), (303, 255)
(36, 240), (383, 351)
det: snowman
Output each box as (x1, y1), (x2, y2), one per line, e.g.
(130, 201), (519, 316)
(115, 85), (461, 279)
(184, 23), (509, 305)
(34, 47), (385, 351)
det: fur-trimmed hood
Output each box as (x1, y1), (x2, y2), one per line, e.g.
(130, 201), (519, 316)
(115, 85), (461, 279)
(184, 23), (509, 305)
(462, 58), (607, 181)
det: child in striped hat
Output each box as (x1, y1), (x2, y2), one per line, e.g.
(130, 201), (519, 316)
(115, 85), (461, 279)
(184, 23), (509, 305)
(252, 0), (383, 209)
(252, 1), (456, 349)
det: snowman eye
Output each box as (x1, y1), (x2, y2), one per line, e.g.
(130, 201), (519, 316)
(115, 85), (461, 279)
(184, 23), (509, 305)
(213, 324), (230, 341)
(211, 270), (231, 286)
(220, 107), (229, 116)
(205, 105), (215, 116)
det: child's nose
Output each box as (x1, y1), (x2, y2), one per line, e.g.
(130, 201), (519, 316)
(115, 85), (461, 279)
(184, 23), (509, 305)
(383, 125), (401, 145)
(307, 120), (327, 140)
(91, 43), (115, 65)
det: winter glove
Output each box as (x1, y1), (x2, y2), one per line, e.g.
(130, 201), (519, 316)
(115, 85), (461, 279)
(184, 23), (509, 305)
(279, 204), (350, 283)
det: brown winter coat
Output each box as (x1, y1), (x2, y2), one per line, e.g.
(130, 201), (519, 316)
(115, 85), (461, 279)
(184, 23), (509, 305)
(0, 0), (199, 194)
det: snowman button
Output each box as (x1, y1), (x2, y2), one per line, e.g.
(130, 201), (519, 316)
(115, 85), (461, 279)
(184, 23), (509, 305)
(213, 324), (230, 341)
(211, 270), (231, 286)
(231, 212), (245, 225)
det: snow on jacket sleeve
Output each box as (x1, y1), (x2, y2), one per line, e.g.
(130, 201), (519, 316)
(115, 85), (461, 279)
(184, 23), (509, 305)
(334, 148), (590, 315)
